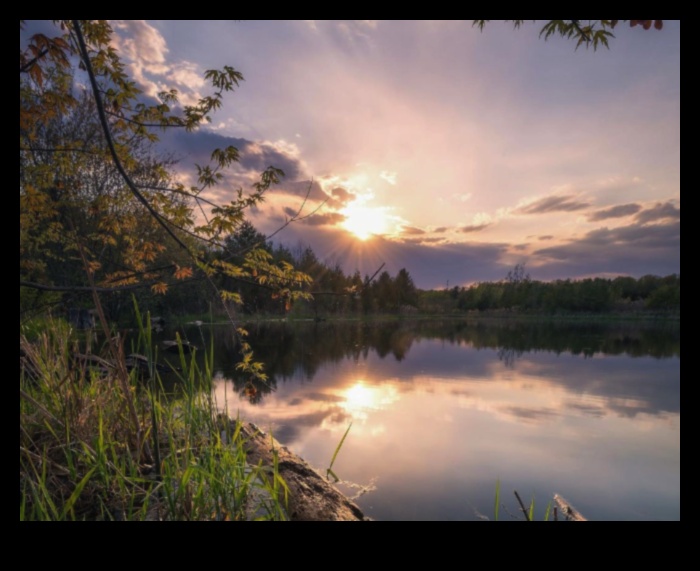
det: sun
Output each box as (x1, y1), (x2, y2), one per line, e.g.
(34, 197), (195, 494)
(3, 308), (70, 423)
(341, 203), (390, 240)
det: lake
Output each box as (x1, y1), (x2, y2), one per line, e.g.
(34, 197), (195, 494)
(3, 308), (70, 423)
(174, 318), (680, 521)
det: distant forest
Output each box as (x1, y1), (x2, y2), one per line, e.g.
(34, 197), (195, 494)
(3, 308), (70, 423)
(21, 222), (680, 321)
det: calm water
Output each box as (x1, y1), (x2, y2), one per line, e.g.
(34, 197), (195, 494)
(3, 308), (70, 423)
(174, 319), (680, 521)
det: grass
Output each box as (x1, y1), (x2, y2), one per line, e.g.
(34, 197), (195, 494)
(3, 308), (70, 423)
(326, 423), (352, 483)
(19, 308), (288, 521)
(491, 481), (554, 522)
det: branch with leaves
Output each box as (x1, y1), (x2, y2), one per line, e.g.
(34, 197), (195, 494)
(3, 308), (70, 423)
(473, 20), (664, 50)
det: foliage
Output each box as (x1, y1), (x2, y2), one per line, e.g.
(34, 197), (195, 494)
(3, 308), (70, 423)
(20, 20), (311, 325)
(473, 20), (664, 50)
(450, 270), (680, 314)
(19, 313), (288, 521)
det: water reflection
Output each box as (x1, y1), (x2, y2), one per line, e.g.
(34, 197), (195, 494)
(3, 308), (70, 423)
(184, 319), (679, 520)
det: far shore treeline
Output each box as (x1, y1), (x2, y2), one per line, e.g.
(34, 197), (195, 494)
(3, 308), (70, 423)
(21, 220), (680, 323)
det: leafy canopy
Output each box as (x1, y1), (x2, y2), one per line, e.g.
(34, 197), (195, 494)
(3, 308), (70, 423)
(20, 20), (311, 309)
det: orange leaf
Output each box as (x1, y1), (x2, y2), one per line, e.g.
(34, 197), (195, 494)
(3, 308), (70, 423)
(174, 266), (193, 280)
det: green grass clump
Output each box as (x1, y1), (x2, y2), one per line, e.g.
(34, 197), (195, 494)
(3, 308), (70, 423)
(20, 310), (288, 521)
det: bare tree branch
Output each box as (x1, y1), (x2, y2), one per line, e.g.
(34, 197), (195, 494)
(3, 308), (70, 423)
(72, 20), (193, 256)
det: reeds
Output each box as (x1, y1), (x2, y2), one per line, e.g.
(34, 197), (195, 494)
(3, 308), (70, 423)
(19, 308), (288, 521)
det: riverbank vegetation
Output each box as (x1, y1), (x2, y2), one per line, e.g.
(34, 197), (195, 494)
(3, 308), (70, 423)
(20, 313), (289, 521)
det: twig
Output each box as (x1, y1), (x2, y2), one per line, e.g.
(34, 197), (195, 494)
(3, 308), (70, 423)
(20, 280), (160, 294)
(20, 48), (49, 74)
(514, 490), (531, 521)
(365, 263), (386, 286)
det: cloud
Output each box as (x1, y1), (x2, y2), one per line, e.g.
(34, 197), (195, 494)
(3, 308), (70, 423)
(635, 201), (681, 224)
(168, 131), (308, 182)
(380, 171), (398, 185)
(249, 221), (510, 288)
(533, 219), (680, 278)
(111, 20), (204, 105)
(299, 211), (347, 227)
(111, 20), (167, 66)
(402, 237), (446, 245)
(538, 235), (554, 241)
(330, 187), (354, 205)
(433, 227), (448, 234)
(401, 226), (426, 236)
(460, 223), (491, 233)
(517, 194), (591, 215)
(277, 180), (329, 203)
(588, 203), (643, 221)
(500, 406), (560, 425)
(304, 393), (347, 403)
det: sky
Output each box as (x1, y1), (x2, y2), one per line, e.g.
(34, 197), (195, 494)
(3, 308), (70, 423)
(108, 20), (680, 288)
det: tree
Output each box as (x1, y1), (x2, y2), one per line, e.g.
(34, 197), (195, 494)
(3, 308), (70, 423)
(20, 21), (312, 322)
(394, 269), (418, 309)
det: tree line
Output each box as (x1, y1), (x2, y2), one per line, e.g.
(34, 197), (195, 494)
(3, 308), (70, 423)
(440, 266), (680, 314)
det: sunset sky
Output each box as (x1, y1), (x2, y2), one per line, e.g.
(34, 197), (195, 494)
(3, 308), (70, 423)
(111, 20), (680, 288)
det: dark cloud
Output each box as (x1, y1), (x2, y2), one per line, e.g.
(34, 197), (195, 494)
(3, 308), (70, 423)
(565, 402), (605, 419)
(249, 202), (679, 288)
(282, 207), (345, 227)
(511, 243), (529, 251)
(518, 194), (591, 215)
(248, 219), (510, 288)
(305, 212), (347, 227)
(330, 187), (353, 204)
(588, 203), (642, 222)
(460, 223), (491, 233)
(533, 220), (680, 278)
(401, 226), (426, 236)
(164, 131), (309, 188)
(433, 227), (448, 234)
(501, 406), (560, 424)
(537, 221), (679, 258)
(538, 235), (554, 241)
(635, 201), (680, 224)
(276, 180), (329, 202)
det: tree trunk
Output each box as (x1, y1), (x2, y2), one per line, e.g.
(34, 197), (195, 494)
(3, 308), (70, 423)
(238, 422), (368, 521)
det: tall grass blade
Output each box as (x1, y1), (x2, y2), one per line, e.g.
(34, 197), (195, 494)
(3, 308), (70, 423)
(543, 500), (552, 521)
(327, 422), (352, 482)
(494, 479), (501, 521)
(61, 467), (97, 520)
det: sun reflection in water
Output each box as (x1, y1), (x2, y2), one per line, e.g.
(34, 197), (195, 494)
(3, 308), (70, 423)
(339, 381), (400, 420)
